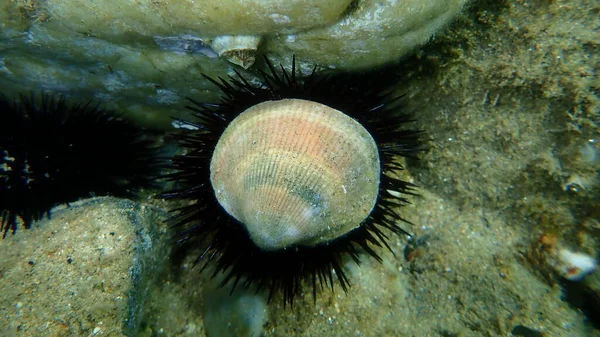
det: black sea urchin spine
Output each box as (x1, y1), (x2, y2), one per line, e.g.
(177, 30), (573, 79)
(163, 56), (422, 305)
(0, 93), (160, 237)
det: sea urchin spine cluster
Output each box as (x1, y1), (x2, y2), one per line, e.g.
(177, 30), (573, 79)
(162, 56), (422, 305)
(0, 93), (159, 237)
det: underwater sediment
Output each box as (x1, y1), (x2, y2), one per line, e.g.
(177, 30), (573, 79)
(0, 0), (598, 336)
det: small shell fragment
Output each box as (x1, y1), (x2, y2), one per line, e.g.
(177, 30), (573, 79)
(556, 249), (597, 281)
(210, 35), (262, 69)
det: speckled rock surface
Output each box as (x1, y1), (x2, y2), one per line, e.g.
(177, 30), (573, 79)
(0, 197), (169, 336)
(43, 0), (354, 39)
(267, 0), (470, 69)
(0, 0), (468, 128)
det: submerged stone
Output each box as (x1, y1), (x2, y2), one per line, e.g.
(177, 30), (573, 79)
(0, 0), (468, 128)
(0, 197), (169, 336)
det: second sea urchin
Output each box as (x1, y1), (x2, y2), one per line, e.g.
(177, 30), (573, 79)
(0, 93), (159, 237)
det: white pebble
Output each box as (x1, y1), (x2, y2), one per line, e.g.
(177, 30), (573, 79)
(557, 249), (597, 281)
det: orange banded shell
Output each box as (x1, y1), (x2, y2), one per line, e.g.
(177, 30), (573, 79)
(210, 98), (380, 251)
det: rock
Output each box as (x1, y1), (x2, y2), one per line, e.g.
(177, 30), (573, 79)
(267, 0), (470, 69)
(43, 0), (354, 40)
(0, 0), (468, 128)
(0, 197), (170, 336)
(202, 278), (269, 337)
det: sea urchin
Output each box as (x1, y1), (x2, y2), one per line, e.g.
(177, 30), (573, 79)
(0, 93), (159, 237)
(162, 56), (421, 305)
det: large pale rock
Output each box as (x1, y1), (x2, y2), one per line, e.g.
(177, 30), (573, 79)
(268, 0), (470, 69)
(0, 0), (468, 128)
(43, 0), (354, 39)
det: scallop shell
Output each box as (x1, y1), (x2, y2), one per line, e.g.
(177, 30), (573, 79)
(210, 98), (380, 251)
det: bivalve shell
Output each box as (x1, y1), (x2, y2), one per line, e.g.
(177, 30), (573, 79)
(210, 35), (262, 69)
(210, 98), (380, 251)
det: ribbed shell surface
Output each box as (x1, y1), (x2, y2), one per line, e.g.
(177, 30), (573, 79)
(210, 98), (380, 251)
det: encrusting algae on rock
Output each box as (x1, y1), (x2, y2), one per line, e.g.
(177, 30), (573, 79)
(0, 0), (470, 129)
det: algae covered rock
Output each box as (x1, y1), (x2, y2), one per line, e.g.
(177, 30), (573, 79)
(0, 0), (468, 128)
(39, 0), (467, 70)
(43, 0), (354, 39)
(0, 197), (169, 336)
(267, 0), (470, 69)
